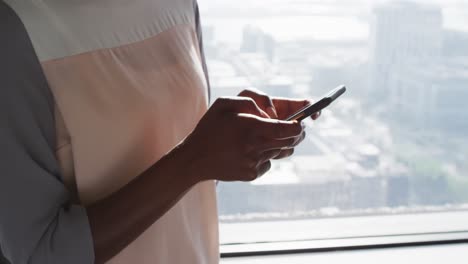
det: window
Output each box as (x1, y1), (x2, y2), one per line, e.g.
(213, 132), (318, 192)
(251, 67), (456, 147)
(199, 0), (468, 254)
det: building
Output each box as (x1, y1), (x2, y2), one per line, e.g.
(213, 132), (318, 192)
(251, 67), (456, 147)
(241, 25), (276, 62)
(387, 57), (468, 133)
(369, 1), (443, 104)
(443, 30), (468, 57)
(369, 1), (468, 134)
(207, 59), (252, 99)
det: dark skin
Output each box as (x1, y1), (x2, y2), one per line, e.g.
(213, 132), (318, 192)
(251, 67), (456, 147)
(238, 89), (320, 159)
(86, 89), (320, 263)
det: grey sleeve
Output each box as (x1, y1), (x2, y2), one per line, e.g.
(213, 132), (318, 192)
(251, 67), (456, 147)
(0, 2), (94, 264)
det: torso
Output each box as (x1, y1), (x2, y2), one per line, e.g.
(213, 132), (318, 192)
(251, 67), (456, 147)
(5, 0), (219, 263)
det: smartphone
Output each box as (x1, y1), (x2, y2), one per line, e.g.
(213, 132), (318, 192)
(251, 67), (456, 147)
(285, 85), (346, 121)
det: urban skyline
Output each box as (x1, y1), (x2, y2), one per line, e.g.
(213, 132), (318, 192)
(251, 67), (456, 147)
(200, 0), (468, 221)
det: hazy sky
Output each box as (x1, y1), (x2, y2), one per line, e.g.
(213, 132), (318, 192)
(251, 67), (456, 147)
(199, 0), (468, 44)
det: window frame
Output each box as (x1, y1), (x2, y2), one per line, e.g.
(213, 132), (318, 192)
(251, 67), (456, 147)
(219, 211), (468, 258)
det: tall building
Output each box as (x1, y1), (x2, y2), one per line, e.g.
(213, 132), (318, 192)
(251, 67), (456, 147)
(240, 25), (276, 62)
(369, 2), (443, 105)
(388, 58), (468, 133)
(368, 2), (468, 133)
(443, 30), (468, 57)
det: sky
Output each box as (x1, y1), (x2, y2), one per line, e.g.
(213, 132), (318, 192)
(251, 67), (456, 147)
(199, 0), (468, 44)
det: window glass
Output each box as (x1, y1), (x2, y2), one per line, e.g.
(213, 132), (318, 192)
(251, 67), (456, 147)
(200, 0), (468, 244)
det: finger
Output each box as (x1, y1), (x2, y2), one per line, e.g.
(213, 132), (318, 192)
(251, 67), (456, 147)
(292, 130), (306, 147)
(312, 111), (321, 120)
(272, 98), (310, 120)
(255, 119), (303, 139)
(258, 149), (282, 163)
(256, 161), (272, 178)
(258, 137), (297, 151)
(214, 97), (269, 118)
(266, 105), (278, 119)
(239, 89), (278, 119)
(273, 148), (295, 160)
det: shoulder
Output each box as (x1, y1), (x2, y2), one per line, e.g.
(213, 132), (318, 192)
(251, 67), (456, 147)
(4, 0), (199, 62)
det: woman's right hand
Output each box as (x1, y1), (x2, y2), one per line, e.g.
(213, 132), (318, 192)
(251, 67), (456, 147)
(183, 97), (304, 182)
(84, 96), (304, 263)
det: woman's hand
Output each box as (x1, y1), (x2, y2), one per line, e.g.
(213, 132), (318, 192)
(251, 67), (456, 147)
(183, 96), (304, 182)
(86, 94), (308, 262)
(238, 88), (320, 159)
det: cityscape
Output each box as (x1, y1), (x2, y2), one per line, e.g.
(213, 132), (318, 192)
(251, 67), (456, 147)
(199, 0), (468, 222)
